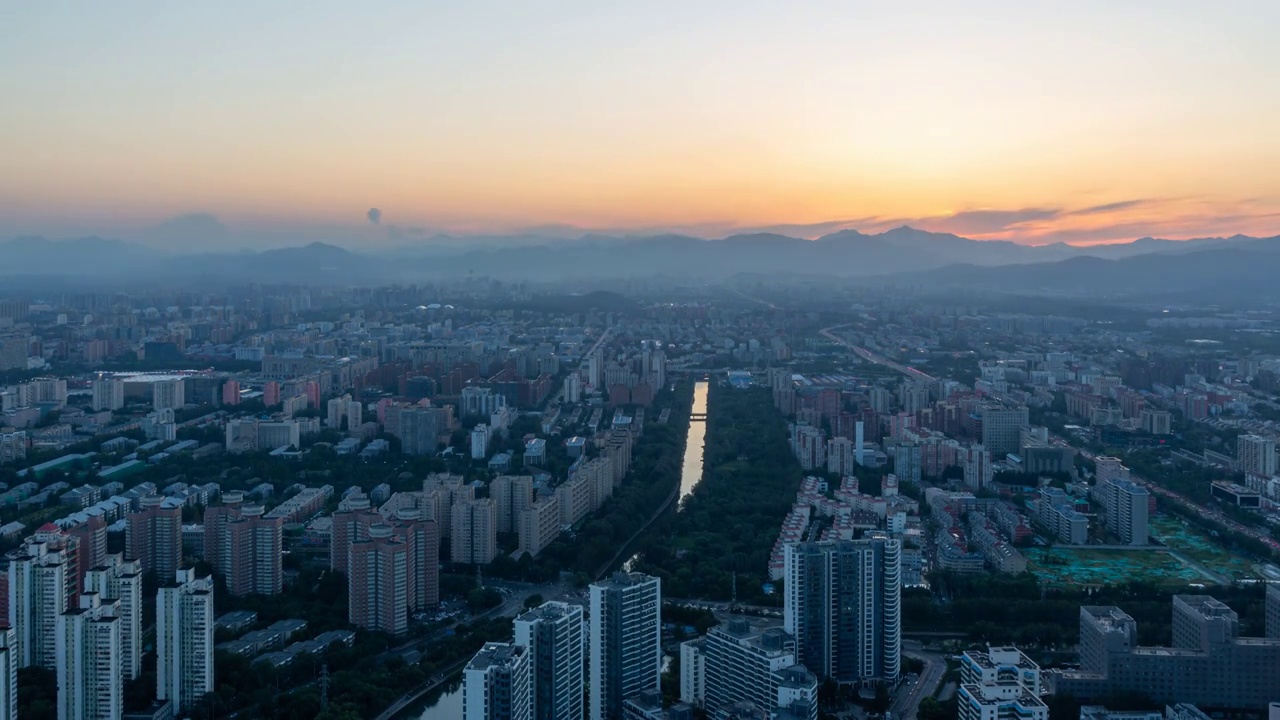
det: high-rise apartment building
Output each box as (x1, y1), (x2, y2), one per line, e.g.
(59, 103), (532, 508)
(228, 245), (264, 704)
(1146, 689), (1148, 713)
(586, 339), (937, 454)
(491, 475), (533, 535)
(963, 445), (993, 491)
(514, 601), (585, 720)
(201, 491), (244, 572)
(590, 573), (662, 720)
(157, 569), (214, 713)
(980, 405), (1029, 458)
(126, 496), (183, 581)
(399, 407), (440, 456)
(90, 378), (124, 412)
(203, 491), (281, 594)
(679, 639), (705, 709)
(464, 642), (532, 720)
(220, 504), (284, 596)
(1102, 480), (1149, 546)
(702, 618), (818, 720)
(348, 524), (410, 635)
(1238, 434), (1277, 478)
(329, 495), (380, 572)
(8, 538), (70, 668)
(221, 379), (241, 406)
(783, 537), (901, 686)
(390, 509), (440, 610)
(0, 629), (16, 720)
(326, 394), (352, 430)
(151, 378), (185, 411)
(56, 594), (123, 720)
(83, 555), (142, 681)
(519, 497), (561, 559)
(451, 498), (498, 565)
(1268, 583), (1280, 640)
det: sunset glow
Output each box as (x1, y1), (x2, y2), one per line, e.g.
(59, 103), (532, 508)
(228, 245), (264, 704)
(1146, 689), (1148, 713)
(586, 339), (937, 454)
(3, 1), (1279, 247)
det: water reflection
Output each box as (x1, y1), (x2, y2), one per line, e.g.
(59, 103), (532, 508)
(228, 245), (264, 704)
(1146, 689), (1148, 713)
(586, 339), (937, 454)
(678, 381), (709, 504)
(410, 677), (462, 720)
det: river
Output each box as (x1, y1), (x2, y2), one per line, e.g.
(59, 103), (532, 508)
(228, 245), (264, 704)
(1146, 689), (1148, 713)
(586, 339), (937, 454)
(413, 383), (710, 718)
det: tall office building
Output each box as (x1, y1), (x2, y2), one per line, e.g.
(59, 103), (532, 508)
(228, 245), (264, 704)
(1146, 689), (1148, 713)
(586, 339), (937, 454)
(56, 594), (123, 720)
(83, 555), (142, 681)
(590, 573), (662, 720)
(464, 642), (532, 720)
(783, 537), (901, 685)
(0, 629), (16, 720)
(514, 601), (585, 720)
(90, 378), (124, 412)
(151, 378), (185, 411)
(1238, 434), (1277, 478)
(451, 498), (498, 565)
(220, 504), (284, 596)
(348, 524), (410, 635)
(980, 405), (1029, 458)
(702, 618), (818, 719)
(8, 538), (70, 668)
(157, 570), (214, 713)
(126, 496), (183, 581)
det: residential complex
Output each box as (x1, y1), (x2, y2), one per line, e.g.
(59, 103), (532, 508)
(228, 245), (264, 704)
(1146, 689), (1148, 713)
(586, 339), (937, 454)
(590, 573), (662, 720)
(157, 570), (215, 713)
(783, 538), (901, 686)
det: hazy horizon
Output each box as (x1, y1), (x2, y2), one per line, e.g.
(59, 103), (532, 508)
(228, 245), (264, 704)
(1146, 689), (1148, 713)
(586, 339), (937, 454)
(4, 2), (1280, 249)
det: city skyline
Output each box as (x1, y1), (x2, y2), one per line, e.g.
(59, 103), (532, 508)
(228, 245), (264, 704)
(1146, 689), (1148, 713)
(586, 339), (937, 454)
(4, 2), (1280, 247)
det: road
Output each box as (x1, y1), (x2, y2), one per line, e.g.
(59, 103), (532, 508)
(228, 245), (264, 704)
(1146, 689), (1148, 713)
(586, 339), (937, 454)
(1054, 438), (1280, 556)
(820, 325), (936, 382)
(830, 319), (1279, 558)
(892, 641), (946, 720)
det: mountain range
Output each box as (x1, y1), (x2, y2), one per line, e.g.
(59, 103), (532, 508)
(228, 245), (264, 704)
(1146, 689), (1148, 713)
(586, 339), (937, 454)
(1, 227), (1277, 298)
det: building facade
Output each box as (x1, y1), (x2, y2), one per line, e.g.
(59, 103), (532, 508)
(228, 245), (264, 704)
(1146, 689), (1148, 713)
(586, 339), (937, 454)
(464, 642), (532, 720)
(514, 601), (585, 720)
(56, 595), (123, 720)
(590, 573), (662, 720)
(157, 570), (215, 713)
(783, 537), (901, 686)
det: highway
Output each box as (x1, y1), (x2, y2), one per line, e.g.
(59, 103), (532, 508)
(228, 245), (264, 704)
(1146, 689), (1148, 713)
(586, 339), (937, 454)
(1055, 438), (1280, 556)
(820, 325), (937, 383)
(829, 319), (1279, 558)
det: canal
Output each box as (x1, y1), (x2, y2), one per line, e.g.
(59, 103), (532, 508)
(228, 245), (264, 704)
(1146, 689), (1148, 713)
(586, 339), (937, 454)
(410, 382), (710, 719)
(678, 380), (709, 503)
(409, 677), (462, 720)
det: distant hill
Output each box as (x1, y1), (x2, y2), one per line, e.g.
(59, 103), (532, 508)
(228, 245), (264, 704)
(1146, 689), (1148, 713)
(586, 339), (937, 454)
(0, 228), (1276, 291)
(879, 237), (1280, 299)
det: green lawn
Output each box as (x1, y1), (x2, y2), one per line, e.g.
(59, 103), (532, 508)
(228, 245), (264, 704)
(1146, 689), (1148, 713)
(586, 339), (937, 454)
(1149, 516), (1260, 581)
(1025, 546), (1212, 587)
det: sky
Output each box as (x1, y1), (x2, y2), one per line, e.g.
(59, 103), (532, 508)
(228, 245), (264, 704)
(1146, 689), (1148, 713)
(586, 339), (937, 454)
(3, 1), (1280, 249)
